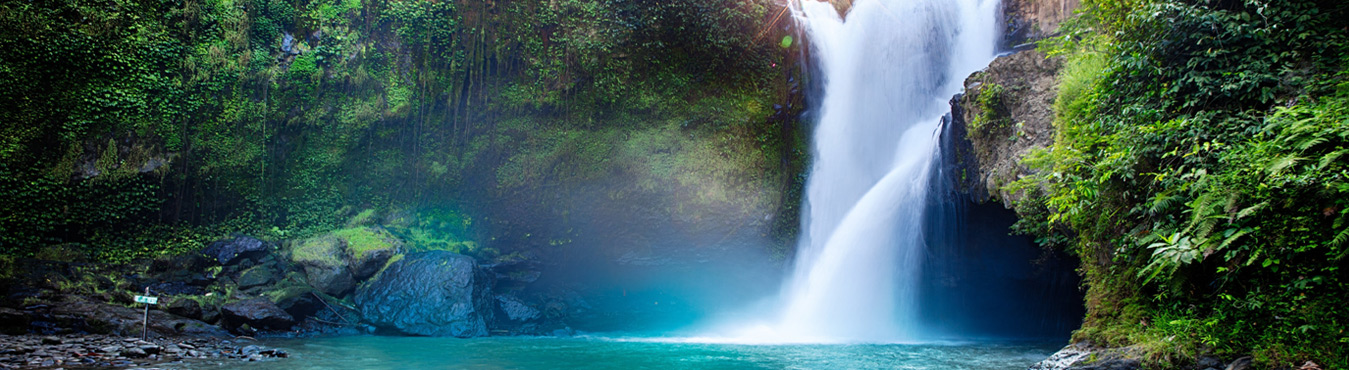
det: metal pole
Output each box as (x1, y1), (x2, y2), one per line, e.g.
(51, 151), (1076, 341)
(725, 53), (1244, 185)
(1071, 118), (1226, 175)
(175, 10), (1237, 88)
(142, 287), (150, 341)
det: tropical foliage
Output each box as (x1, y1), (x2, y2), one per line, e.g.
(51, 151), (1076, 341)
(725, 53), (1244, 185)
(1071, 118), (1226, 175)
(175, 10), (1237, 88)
(0, 0), (806, 260)
(1011, 0), (1349, 366)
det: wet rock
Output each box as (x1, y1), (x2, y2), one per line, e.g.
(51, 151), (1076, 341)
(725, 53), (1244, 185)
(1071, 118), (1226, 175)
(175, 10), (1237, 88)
(164, 298), (202, 321)
(1029, 343), (1092, 370)
(0, 334), (291, 368)
(1069, 359), (1140, 370)
(203, 236), (269, 265)
(1226, 357), (1253, 370)
(495, 295), (540, 322)
(26, 295), (227, 337)
(354, 251), (494, 337)
(551, 327), (575, 337)
(120, 346), (147, 358)
(272, 288), (322, 319)
(220, 298), (294, 331)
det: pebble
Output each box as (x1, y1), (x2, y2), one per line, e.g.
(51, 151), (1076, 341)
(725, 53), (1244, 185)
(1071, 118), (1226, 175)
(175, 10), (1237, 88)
(0, 334), (289, 369)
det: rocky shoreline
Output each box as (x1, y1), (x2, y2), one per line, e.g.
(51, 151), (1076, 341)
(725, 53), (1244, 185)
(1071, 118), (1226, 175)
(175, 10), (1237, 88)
(0, 334), (287, 369)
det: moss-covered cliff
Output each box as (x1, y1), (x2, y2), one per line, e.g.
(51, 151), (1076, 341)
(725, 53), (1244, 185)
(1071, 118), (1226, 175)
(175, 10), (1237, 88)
(0, 0), (809, 265)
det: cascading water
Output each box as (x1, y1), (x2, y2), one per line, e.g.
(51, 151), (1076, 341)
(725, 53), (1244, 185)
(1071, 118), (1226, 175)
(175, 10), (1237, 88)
(710, 0), (1001, 343)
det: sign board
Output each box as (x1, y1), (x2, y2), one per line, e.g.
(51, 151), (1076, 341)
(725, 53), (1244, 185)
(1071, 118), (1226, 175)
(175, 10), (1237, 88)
(134, 295), (159, 305)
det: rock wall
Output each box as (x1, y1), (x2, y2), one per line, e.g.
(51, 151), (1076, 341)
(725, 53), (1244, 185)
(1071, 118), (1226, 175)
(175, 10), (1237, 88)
(1003, 0), (1081, 47)
(951, 49), (1062, 207)
(950, 0), (1077, 207)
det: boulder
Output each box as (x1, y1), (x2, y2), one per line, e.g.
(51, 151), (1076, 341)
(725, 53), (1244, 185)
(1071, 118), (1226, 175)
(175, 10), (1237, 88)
(221, 298), (295, 331)
(333, 227), (401, 281)
(236, 265), (278, 290)
(203, 236), (269, 265)
(164, 298), (203, 320)
(495, 295), (541, 322)
(290, 236), (354, 297)
(267, 282), (323, 320)
(354, 251), (494, 337)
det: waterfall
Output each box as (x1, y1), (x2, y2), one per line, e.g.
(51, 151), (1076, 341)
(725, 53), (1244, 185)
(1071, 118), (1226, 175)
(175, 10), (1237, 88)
(711, 0), (1000, 344)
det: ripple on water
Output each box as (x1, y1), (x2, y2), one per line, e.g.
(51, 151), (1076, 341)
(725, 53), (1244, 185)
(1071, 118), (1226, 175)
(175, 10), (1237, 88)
(173, 336), (1059, 370)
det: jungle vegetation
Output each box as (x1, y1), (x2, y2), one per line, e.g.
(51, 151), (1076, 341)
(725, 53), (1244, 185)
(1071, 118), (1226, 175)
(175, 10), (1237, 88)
(1010, 0), (1349, 367)
(0, 0), (807, 262)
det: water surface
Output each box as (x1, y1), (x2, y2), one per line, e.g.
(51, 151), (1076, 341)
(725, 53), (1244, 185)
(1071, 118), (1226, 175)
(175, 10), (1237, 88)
(179, 336), (1056, 370)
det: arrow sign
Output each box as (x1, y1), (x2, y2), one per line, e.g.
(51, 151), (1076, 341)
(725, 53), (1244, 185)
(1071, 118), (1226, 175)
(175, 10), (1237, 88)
(134, 295), (159, 305)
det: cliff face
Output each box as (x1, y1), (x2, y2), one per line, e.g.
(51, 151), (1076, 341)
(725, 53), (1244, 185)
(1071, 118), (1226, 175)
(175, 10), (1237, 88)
(951, 0), (1075, 207)
(1003, 0), (1081, 47)
(952, 50), (1062, 207)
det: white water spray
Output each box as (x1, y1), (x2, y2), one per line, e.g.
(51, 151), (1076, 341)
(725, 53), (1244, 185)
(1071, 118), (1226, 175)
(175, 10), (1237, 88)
(706, 0), (1000, 344)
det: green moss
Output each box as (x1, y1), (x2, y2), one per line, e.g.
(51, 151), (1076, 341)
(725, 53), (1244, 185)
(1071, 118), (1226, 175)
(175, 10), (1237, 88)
(330, 227), (400, 259)
(262, 271), (318, 303)
(347, 209), (379, 227)
(290, 235), (344, 266)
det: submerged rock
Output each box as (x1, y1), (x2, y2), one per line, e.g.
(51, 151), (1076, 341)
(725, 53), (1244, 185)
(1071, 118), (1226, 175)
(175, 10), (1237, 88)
(354, 251), (494, 337)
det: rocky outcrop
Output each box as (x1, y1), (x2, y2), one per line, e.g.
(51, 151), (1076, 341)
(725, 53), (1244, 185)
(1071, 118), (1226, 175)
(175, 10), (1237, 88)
(495, 295), (541, 322)
(220, 298), (295, 331)
(952, 49), (1062, 207)
(1003, 0), (1081, 47)
(354, 251), (495, 337)
(289, 227), (402, 297)
(290, 236), (355, 297)
(0, 294), (227, 338)
(1029, 342), (1257, 370)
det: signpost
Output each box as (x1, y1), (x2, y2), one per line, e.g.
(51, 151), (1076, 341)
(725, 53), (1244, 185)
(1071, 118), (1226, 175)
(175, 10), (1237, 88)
(135, 288), (158, 340)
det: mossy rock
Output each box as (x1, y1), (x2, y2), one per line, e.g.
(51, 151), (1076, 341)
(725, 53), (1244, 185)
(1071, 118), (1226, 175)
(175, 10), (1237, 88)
(289, 227), (403, 296)
(262, 272), (324, 319)
(332, 227), (402, 280)
(289, 235), (353, 297)
(236, 265), (278, 290)
(291, 235), (345, 267)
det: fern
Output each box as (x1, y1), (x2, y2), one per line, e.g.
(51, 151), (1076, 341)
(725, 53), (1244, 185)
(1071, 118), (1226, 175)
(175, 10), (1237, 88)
(1148, 192), (1183, 215)
(1234, 201), (1269, 220)
(1296, 135), (1330, 151)
(1318, 149), (1347, 170)
(1265, 154), (1303, 175)
(1217, 228), (1250, 250)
